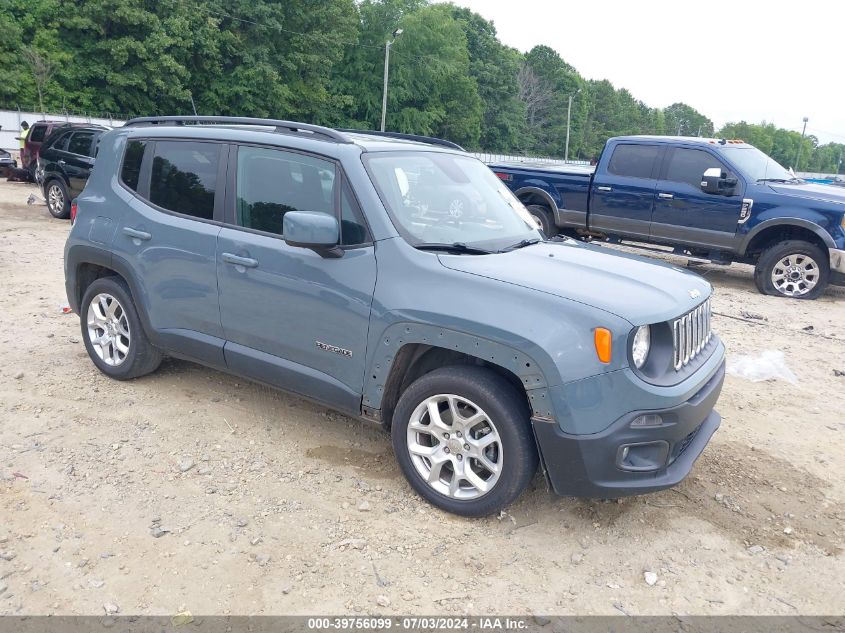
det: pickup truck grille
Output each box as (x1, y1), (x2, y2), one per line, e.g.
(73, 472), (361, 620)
(672, 298), (712, 370)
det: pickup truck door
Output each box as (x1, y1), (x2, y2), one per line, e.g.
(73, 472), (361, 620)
(216, 144), (376, 415)
(589, 143), (663, 239)
(649, 147), (744, 250)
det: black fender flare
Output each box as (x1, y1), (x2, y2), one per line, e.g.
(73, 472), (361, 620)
(738, 217), (836, 256)
(65, 244), (158, 344)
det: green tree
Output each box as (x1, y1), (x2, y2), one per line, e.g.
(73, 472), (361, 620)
(337, 0), (481, 147)
(450, 6), (525, 151)
(520, 45), (584, 157)
(664, 102), (714, 137)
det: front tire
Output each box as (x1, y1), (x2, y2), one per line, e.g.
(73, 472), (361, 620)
(525, 204), (558, 238)
(45, 179), (70, 219)
(80, 277), (162, 380)
(391, 366), (538, 517)
(753, 240), (829, 299)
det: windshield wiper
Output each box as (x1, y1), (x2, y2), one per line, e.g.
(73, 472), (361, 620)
(757, 177), (801, 184)
(503, 237), (542, 251)
(414, 242), (496, 255)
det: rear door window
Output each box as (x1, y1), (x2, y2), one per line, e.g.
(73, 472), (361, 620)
(51, 131), (72, 152)
(149, 141), (220, 220)
(607, 144), (661, 179)
(67, 131), (95, 157)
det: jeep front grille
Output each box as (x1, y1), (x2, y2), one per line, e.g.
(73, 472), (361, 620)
(672, 298), (712, 370)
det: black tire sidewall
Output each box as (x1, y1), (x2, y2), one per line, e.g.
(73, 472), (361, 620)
(525, 204), (556, 238)
(46, 179), (70, 219)
(80, 277), (154, 379)
(755, 240), (829, 300)
(391, 366), (538, 517)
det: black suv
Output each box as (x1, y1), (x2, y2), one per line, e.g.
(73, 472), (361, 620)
(38, 124), (108, 218)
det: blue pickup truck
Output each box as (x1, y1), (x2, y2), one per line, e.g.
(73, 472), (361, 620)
(491, 136), (845, 299)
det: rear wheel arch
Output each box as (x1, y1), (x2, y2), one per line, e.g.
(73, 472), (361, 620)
(515, 186), (558, 216)
(72, 254), (156, 341)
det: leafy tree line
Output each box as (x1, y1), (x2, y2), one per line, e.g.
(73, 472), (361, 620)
(2, 0), (842, 172)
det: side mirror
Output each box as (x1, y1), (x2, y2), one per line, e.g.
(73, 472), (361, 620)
(700, 167), (736, 196)
(283, 211), (343, 258)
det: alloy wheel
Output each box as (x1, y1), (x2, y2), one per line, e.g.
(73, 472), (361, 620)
(48, 184), (64, 215)
(406, 394), (502, 500)
(86, 293), (131, 366)
(771, 254), (819, 297)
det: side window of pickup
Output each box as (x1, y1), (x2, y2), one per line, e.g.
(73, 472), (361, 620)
(664, 148), (730, 190)
(606, 144), (661, 179)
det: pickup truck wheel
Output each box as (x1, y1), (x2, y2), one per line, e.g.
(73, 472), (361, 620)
(46, 179), (70, 219)
(754, 240), (829, 299)
(80, 277), (162, 379)
(391, 366), (538, 517)
(525, 204), (558, 238)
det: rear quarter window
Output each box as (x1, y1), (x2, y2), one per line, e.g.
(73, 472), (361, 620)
(120, 140), (147, 192)
(29, 125), (48, 143)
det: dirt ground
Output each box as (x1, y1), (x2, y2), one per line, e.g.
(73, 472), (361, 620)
(1, 179), (843, 617)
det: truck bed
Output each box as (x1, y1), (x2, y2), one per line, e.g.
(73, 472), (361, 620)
(488, 162), (593, 229)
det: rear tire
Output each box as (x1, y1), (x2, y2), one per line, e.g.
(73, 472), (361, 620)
(753, 240), (829, 299)
(525, 204), (558, 238)
(391, 366), (538, 517)
(80, 276), (162, 380)
(45, 179), (70, 219)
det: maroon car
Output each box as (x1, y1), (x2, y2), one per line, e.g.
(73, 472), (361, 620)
(20, 120), (70, 179)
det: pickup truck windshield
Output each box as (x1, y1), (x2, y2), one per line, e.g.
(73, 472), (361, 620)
(721, 146), (795, 183)
(364, 152), (540, 250)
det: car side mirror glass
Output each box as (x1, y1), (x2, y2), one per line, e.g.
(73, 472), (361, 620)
(700, 167), (736, 196)
(283, 211), (343, 258)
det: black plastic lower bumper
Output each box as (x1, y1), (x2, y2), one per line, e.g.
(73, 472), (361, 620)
(533, 361), (725, 498)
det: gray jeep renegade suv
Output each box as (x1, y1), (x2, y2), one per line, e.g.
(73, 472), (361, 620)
(64, 116), (726, 516)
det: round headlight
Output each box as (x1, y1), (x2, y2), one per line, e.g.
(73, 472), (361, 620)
(632, 325), (651, 369)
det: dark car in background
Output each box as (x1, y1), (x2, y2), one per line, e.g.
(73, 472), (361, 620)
(38, 124), (108, 218)
(0, 147), (16, 171)
(20, 120), (66, 178)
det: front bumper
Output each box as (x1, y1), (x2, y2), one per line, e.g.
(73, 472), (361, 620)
(533, 360), (724, 498)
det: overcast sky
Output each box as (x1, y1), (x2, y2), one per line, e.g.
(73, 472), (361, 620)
(454, 0), (844, 145)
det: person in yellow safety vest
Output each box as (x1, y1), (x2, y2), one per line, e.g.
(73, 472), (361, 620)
(18, 121), (30, 165)
(19, 121), (29, 149)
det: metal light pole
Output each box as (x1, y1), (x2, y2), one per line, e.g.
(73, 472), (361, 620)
(794, 116), (808, 170)
(380, 28), (403, 132)
(564, 88), (581, 162)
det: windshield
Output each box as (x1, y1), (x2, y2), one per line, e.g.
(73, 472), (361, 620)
(721, 146), (795, 182)
(363, 152), (540, 250)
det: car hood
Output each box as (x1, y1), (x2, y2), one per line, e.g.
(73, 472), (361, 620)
(437, 241), (710, 326)
(768, 181), (845, 207)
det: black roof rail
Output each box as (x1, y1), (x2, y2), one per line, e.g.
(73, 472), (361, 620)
(336, 128), (465, 151)
(122, 116), (352, 144)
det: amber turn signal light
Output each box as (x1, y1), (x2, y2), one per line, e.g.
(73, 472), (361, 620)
(594, 327), (612, 363)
